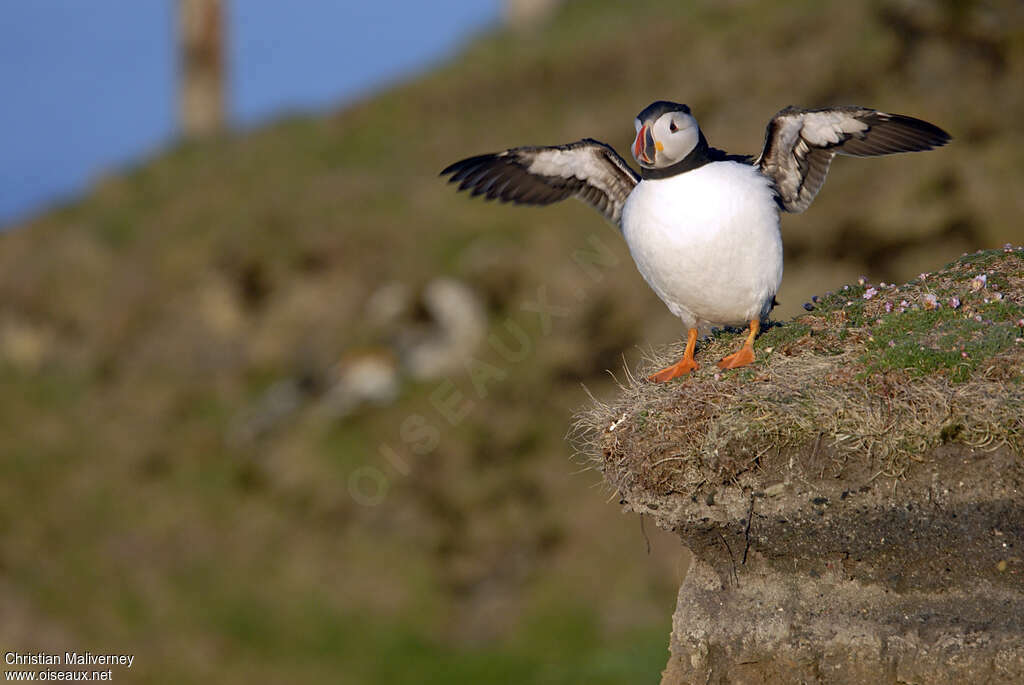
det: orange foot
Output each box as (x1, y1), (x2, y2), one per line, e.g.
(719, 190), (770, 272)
(648, 357), (698, 383)
(648, 327), (699, 383)
(717, 319), (760, 370)
(717, 345), (754, 369)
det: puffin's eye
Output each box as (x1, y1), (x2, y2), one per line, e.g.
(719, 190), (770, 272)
(669, 120), (678, 133)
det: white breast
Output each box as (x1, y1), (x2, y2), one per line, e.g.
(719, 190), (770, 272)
(621, 161), (782, 334)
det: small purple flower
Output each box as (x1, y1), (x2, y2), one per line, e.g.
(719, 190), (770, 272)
(843, 285), (849, 291)
(961, 351), (969, 359)
(900, 300), (909, 308)
(923, 293), (939, 310)
(918, 272), (930, 281)
(863, 287), (878, 300)
(993, 292), (1004, 301)
(949, 297), (961, 309)
(1005, 243), (1014, 252)
(971, 274), (987, 291)
(975, 314), (984, 322)
(884, 301), (893, 313)
(888, 340), (896, 347)
(858, 275), (868, 287)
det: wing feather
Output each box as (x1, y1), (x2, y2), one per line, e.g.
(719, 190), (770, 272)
(440, 138), (640, 227)
(756, 106), (951, 213)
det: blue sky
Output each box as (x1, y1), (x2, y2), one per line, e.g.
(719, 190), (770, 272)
(0, 1), (499, 228)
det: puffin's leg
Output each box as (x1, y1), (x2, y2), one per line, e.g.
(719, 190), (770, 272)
(648, 328), (699, 383)
(717, 319), (760, 370)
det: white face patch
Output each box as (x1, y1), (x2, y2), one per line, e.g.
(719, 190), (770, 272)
(651, 111), (700, 167)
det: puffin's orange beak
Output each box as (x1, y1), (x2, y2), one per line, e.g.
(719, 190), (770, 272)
(633, 124), (655, 164)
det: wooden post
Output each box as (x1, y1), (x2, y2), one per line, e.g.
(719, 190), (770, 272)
(504, 0), (565, 29)
(178, 0), (225, 137)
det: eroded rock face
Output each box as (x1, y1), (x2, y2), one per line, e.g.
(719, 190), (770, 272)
(626, 445), (1024, 684)
(574, 250), (1024, 682)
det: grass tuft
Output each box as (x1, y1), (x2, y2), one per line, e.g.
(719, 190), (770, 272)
(573, 248), (1024, 498)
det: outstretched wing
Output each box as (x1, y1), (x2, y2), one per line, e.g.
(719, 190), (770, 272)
(756, 106), (951, 213)
(440, 138), (640, 227)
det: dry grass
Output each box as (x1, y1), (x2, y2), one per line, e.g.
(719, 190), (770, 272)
(574, 248), (1024, 498)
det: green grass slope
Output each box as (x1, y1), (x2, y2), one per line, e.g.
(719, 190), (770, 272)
(1, 1), (1023, 682)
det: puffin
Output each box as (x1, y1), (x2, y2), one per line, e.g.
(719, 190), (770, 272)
(440, 102), (950, 382)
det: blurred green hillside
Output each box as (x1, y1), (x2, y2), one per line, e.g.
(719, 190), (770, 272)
(1, 1), (1022, 682)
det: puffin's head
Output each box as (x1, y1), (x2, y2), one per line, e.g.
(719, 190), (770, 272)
(631, 101), (700, 169)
